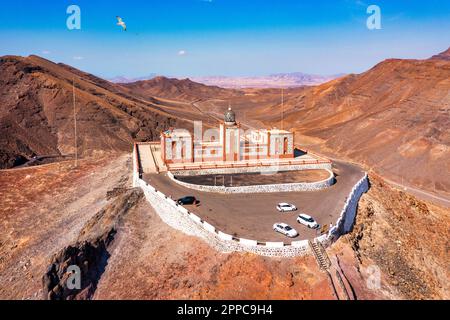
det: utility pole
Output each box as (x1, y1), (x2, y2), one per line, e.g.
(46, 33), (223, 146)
(402, 134), (406, 190)
(281, 87), (284, 130)
(73, 78), (78, 167)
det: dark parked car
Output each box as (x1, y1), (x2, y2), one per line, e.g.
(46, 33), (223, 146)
(177, 196), (198, 205)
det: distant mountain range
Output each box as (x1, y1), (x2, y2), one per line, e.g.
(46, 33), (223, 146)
(109, 72), (345, 88)
(108, 74), (158, 84)
(191, 72), (345, 88)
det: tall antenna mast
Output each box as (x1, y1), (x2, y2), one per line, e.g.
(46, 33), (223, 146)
(281, 87), (284, 130)
(72, 78), (78, 167)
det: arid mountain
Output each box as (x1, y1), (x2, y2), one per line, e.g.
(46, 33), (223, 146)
(0, 55), (215, 169)
(109, 74), (157, 84)
(235, 52), (450, 199)
(121, 76), (243, 102)
(430, 47), (450, 61)
(191, 72), (343, 89)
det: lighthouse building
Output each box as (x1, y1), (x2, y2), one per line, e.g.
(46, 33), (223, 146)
(161, 108), (294, 165)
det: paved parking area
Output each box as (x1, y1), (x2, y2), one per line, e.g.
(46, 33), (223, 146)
(143, 160), (365, 242)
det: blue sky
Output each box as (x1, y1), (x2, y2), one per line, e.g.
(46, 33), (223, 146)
(1, 0), (449, 78)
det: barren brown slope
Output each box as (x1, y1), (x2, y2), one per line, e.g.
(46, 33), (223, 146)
(0, 55), (214, 169)
(121, 76), (244, 102)
(244, 52), (450, 199)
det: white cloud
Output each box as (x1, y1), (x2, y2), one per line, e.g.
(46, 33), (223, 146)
(73, 56), (84, 60)
(178, 50), (187, 56)
(41, 50), (51, 55)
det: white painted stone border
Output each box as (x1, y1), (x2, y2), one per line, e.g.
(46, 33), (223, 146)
(171, 162), (333, 177)
(167, 169), (335, 194)
(137, 179), (311, 257)
(317, 173), (370, 247)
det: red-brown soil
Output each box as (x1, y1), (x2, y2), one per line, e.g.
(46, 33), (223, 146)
(94, 197), (333, 300)
(0, 154), (131, 299)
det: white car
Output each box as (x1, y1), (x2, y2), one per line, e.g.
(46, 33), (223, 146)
(296, 214), (320, 229)
(273, 223), (298, 238)
(276, 203), (297, 212)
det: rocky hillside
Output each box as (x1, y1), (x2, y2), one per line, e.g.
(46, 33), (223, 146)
(331, 174), (449, 300)
(0, 55), (213, 169)
(243, 47), (450, 198)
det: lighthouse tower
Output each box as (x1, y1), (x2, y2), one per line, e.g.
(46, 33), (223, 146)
(220, 107), (241, 162)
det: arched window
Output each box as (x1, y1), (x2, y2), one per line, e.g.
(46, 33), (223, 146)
(181, 141), (185, 159)
(171, 141), (177, 159)
(274, 138), (280, 155)
(283, 137), (289, 154)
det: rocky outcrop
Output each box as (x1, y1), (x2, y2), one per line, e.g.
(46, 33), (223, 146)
(338, 175), (450, 299)
(42, 188), (143, 300)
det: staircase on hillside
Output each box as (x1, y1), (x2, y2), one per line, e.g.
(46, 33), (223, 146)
(309, 240), (352, 300)
(309, 240), (331, 271)
(137, 144), (157, 173)
(150, 144), (166, 172)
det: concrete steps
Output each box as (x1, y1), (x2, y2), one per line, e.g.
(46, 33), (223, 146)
(309, 240), (331, 271)
(150, 144), (166, 172)
(137, 144), (157, 173)
(309, 240), (353, 300)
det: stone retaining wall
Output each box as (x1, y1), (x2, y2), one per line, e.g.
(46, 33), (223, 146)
(316, 173), (370, 247)
(167, 169), (335, 194)
(137, 179), (311, 257)
(171, 162), (333, 177)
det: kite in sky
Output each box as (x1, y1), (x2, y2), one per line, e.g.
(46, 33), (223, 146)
(116, 16), (127, 31)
